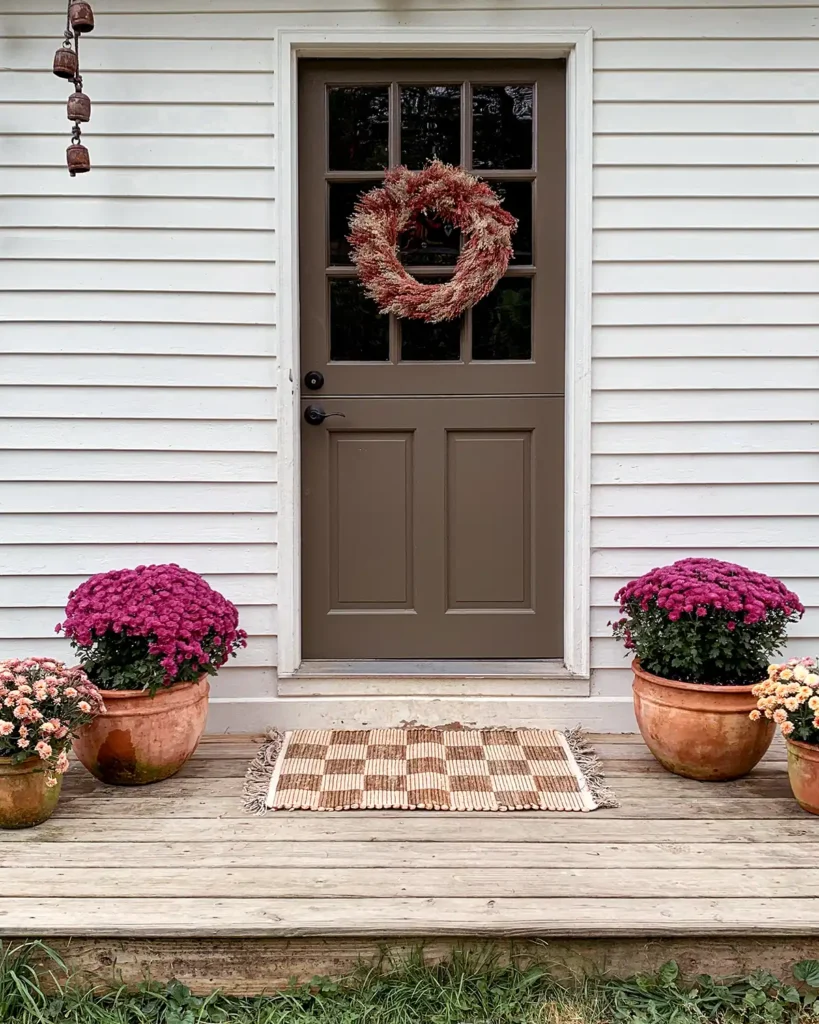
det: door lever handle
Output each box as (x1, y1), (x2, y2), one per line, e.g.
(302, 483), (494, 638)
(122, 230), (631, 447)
(304, 405), (346, 426)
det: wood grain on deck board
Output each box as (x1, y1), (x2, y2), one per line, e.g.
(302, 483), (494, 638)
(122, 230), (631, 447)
(1, 867), (816, 899)
(2, 818), (818, 844)
(4, 735), (817, 939)
(0, 841), (812, 870)
(5, 897), (819, 938)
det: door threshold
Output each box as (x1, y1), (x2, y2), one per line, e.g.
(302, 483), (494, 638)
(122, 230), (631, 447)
(278, 660), (590, 698)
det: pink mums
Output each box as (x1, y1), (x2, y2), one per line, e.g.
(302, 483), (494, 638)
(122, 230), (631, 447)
(56, 564), (247, 687)
(612, 558), (804, 687)
(615, 558), (804, 627)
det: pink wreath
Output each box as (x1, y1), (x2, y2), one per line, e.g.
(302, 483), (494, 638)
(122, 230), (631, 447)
(348, 160), (517, 323)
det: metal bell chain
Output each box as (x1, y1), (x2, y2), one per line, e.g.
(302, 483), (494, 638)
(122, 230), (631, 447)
(63, 0), (90, 174)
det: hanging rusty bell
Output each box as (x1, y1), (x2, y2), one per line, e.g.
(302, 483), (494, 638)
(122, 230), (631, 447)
(67, 143), (91, 176)
(69, 2), (95, 33)
(53, 46), (78, 80)
(67, 90), (91, 123)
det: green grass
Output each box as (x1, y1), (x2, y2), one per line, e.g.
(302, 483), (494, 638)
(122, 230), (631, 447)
(3, 942), (819, 1024)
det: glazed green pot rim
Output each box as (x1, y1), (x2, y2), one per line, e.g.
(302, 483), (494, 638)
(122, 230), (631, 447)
(633, 659), (764, 694)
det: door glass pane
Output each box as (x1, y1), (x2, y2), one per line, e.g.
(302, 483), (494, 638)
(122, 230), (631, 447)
(472, 85), (534, 169)
(399, 209), (461, 266)
(491, 181), (532, 265)
(330, 279), (389, 360)
(400, 85), (461, 168)
(472, 278), (532, 360)
(328, 86), (389, 170)
(329, 182), (371, 265)
(401, 280), (462, 360)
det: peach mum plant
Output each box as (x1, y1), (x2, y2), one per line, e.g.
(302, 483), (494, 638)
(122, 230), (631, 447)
(751, 657), (819, 741)
(0, 658), (105, 784)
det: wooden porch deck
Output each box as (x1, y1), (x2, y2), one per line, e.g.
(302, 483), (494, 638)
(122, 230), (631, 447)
(4, 734), (819, 991)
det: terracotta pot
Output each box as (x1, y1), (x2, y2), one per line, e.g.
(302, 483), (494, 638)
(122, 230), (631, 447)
(72, 676), (209, 786)
(0, 756), (62, 829)
(632, 659), (774, 781)
(787, 738), (819, 815)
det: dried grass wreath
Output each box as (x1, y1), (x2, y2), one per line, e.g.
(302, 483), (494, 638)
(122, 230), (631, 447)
(348, 160), (517, 323)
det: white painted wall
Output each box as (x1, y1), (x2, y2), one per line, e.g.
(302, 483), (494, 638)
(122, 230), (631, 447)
(1, 0), (818, 732)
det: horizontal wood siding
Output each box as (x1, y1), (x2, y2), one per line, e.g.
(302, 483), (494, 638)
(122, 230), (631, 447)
(1, 1), (817, 714)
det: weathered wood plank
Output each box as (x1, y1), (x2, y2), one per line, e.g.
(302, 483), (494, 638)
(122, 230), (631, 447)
(611, 777), (792, 798)
(4, 897), (819, 937)
(49, 797), (809, 819)
(2, 817), (817, 844)
(0, 841), (812, 870)
(594, 745), (786, 763)
(0, 866), (815, 899)
(32, 936), (819, 996)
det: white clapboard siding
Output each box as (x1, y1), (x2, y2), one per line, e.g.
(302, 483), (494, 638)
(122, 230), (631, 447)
(593, 326), (819, 357)
(593, 453), (819, 485)
(0, 355), (277, 388)
(593, 422), (818, 455)
(591, 548), (818, 579)
(595, 167), (819, 198)
(595, 103), (819, 135)
(596, 358), (817, 390)
(0, 198), (276, 230)
(0, 261), (274, 293)
(0, 232), (276, 266)
(593, 392), (816, 423)
(1, 574), (278, 608)
(0, 451), (278, 482)
(0, 169), (275, 200)
(0, 388), (275, 419)
(3, 1), (819, 719)
(0, 546), (277, 577)
(595, 198), (819, 229)
(0, 420), (277, 451)
(0, 482), (278, 514)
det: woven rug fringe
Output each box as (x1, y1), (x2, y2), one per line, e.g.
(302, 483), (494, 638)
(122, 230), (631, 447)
(564, 725), (620, 809)
(241, 728), (285, 815)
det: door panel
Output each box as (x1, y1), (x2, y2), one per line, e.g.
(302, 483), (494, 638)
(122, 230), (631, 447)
(330, 432), (414, 608)
(302, 398), (564, 660)
(446, 432), (532, 609)
(299, 59), (567, 662)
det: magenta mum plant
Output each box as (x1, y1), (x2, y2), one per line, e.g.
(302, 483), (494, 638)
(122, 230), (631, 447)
(57, 564), (247, 694)
(0, 658), (104, 782)
(612, 558), (804, 687)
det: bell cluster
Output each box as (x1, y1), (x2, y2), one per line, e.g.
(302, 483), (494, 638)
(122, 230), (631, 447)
(52, 2), (95, 176)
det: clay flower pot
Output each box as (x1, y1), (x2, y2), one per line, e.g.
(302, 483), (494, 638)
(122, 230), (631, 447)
(786, 738), (819, 815)
(632, 659), (774, 781)
(72, 676), (209, 786)
(0, 757), (62, 829)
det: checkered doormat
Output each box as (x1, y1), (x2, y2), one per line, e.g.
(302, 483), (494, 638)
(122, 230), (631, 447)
(259, 728), (604, 812)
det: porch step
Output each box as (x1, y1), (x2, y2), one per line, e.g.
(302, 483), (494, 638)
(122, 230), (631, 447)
(3, 735), (818, 993)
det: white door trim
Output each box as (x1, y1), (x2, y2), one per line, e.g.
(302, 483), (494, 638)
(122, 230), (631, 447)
(275, 27), (594, 682)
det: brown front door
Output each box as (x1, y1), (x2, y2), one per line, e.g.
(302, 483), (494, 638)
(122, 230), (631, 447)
(300, 59), (566, 660)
